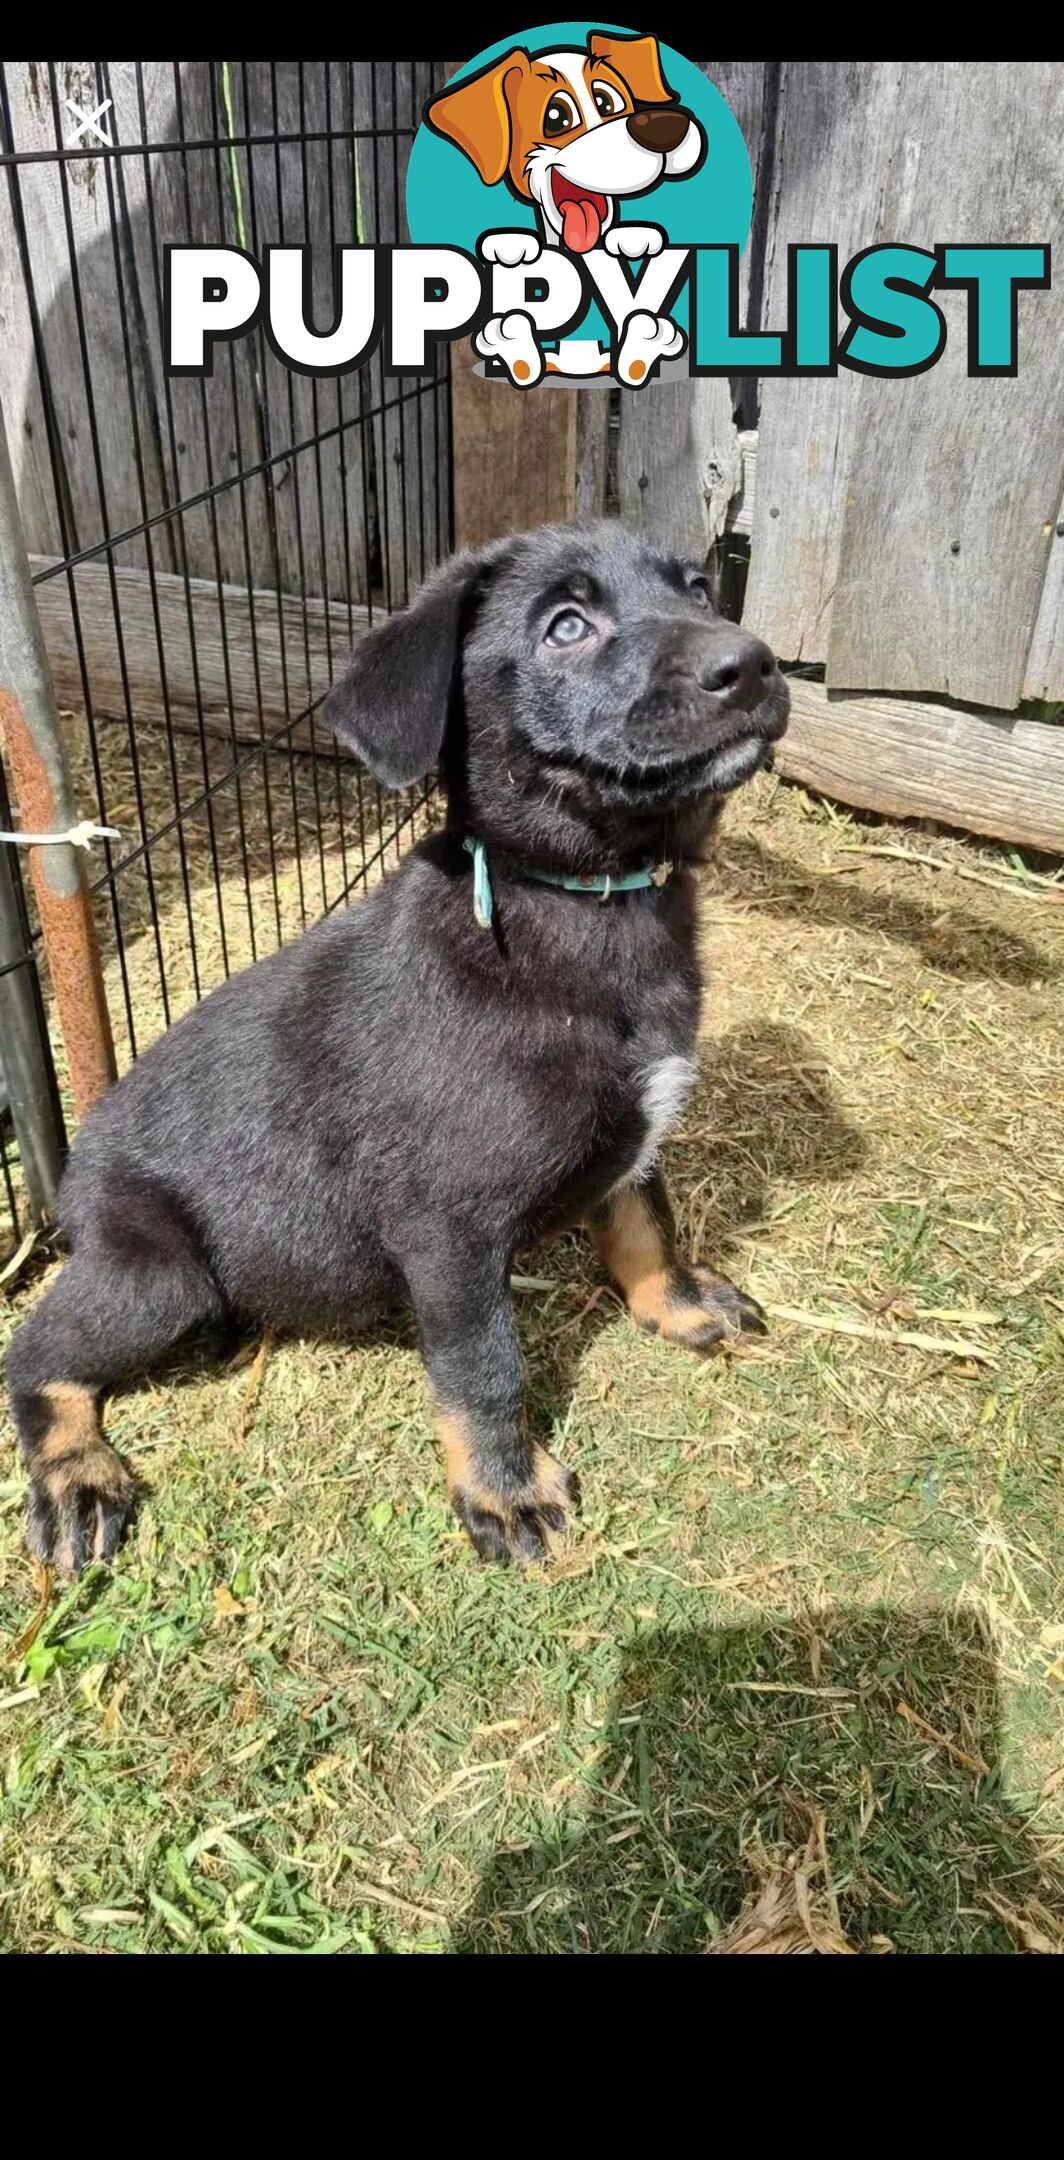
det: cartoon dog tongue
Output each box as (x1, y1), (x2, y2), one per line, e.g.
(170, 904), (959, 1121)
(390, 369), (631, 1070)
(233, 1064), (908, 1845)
(560, 194), (603, 252)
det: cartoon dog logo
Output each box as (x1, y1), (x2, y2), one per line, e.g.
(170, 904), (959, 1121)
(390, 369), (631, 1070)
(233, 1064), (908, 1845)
(425, 31), (706, 387)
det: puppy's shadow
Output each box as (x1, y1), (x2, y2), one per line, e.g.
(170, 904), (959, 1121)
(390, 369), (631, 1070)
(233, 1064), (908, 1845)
(670, 1018), (864, 1256)
(453, 1603), (1064, 1952)
(522, 1018), (863, 1435)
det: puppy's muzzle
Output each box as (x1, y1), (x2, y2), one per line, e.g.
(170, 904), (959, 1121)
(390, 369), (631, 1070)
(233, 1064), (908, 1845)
(607, 622), (789, 802)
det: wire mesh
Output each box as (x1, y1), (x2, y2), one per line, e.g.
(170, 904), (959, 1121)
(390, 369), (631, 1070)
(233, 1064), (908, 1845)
(0, 59), (452, 1253)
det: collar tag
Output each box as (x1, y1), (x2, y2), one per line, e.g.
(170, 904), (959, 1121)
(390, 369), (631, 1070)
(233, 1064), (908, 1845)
(462, 836), (494, 929)
(462, 837), (673, 926)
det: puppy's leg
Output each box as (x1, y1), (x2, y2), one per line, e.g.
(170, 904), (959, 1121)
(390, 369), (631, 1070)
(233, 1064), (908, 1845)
(591, 1170), (765, 1355)
(7, 1191), (223, 1574)
(401, 1231), (573, 1564)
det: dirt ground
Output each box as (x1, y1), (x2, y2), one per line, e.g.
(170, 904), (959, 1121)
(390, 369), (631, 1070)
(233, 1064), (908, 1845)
(1, 728), (1062, 1953)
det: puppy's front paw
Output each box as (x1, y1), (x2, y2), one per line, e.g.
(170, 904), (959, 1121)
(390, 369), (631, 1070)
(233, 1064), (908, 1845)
(474, 310), (544, 387)
(690, 1267), (767, 1343)
(603, 223), (665, 259)
(448, 1443), (575, 1566)
(633, 1265), (766, 1357)
(479, 230), (542, 268)
(26, 1441), (138, 1577)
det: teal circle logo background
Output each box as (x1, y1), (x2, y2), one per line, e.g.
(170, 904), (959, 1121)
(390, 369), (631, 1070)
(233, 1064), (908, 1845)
(406, 26), (753, 304)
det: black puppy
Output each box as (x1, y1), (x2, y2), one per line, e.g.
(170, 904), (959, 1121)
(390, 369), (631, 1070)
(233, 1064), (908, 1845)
(7, 520), (788, 1572)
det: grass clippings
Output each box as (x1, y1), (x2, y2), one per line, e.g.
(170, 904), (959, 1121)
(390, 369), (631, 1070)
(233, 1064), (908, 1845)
(707, 1825), (858, 1955)
(1, 733), (1063, 1954)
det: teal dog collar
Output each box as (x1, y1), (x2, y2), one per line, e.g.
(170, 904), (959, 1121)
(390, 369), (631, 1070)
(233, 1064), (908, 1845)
(462, 837), (672, 930)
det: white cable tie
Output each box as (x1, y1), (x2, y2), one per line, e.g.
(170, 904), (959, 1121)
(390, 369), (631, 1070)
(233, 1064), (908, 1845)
(0, 819), (121, 853)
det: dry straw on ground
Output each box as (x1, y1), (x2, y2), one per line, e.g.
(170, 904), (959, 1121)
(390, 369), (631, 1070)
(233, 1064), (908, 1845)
(707, 1827), (858, 1954)
(0, 713), (1062, 1955)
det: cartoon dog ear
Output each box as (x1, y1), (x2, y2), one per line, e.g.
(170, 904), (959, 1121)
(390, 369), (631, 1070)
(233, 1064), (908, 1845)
(424, 51), (531, 186)
(588, 31), (677, 106)
(322, 549), (497, 788)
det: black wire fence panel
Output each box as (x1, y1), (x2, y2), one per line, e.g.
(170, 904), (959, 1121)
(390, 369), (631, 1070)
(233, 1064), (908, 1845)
(0, 59), (453, 1252)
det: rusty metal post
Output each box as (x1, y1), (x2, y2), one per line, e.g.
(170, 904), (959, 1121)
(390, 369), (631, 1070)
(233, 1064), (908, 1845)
(0, 391), (116, 1122)
(0, 805), (64, 1223)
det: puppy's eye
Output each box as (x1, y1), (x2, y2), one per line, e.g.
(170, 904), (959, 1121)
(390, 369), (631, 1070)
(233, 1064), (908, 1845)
(545, 609), (591, 647)
(592, 80), (625, 118)
(689, 577), (711, 607)
(543, 93), (579, 136)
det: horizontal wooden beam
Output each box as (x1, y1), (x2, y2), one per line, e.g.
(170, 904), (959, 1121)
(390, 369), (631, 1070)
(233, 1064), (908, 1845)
(776, 677), (1064, 856)
(30, 555), (370, 758)
(32, 441), (752, 758)
(27, 550), (1064, 858)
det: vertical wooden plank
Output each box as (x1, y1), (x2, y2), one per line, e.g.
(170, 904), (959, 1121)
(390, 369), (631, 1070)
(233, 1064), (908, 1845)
(0, 59), (174, 569)
(711, 60), (773, 432)
(431, 56), (575, 556)
(0, 68), (64, 555)
(115, 59), (266, 589)
(742, 61), (905, 659)
(384, 61), (451, 596)
(356, 62), (406, 602)
(452, 366), (577, 548)
(411, 62), (454, 585)
(616, 378), (740, 562)
(328, 63), (382, 617)
(301, 59), (372, 613)
(1025, 491), (1064, 703)
(353, 60), (450, 603)
(827, 61), (1064, 708)
(231, 61), (366, 607)
(611, 62), (770, 562)
(351, 63), (387, 594)
(707, 61), (772, 329)
(574, 387), (612, 520)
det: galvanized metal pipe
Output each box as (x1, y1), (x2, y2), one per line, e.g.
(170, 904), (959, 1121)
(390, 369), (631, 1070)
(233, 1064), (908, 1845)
(0, 391), (116, 1129)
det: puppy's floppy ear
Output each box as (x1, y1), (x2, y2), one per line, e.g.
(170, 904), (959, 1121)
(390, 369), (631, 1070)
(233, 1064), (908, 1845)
(424, 51), (530, 187)
(323, 549), (492, 789)
(588, 32), (676, 106)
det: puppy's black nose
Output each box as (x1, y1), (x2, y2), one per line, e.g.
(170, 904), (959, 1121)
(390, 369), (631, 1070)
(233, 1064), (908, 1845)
(696, 629), (777, 710)
(626, 106), (690, 154)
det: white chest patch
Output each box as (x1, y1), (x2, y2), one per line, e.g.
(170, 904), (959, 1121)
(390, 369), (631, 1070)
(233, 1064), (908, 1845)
(629, 1054), (696, 1184)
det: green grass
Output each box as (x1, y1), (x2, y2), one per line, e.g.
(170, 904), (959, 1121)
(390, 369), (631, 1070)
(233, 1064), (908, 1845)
(1, 775), (1062, 1953)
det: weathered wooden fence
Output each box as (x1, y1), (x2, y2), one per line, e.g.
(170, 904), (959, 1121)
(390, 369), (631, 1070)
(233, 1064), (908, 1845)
(0, 59), (454, 1243)
(3, 59), (1063, 857)
(0, 59), (450, 744)
(453, 58), (1064, 855)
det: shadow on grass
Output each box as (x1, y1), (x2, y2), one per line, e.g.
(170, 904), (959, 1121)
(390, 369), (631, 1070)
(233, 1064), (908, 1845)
(673, 1017), (865, 1256)
(454, 1603), (1064, 1954)
(716, 833), (1056, 986)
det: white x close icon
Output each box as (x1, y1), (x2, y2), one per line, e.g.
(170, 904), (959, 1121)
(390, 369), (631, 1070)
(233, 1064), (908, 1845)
(64, 95), (114, 149)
